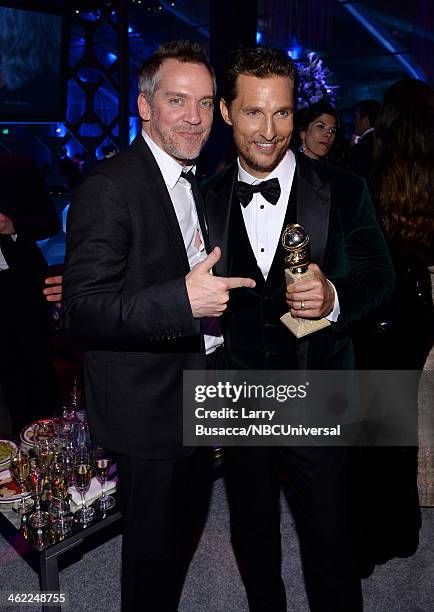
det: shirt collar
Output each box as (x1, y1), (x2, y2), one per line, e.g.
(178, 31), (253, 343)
(359, 126), (374, 140)
(142, 130), (194, 190)
(237, 149), (295, 191)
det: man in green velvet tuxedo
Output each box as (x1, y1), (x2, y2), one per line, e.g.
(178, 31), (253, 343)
(204, 47), (394, 612)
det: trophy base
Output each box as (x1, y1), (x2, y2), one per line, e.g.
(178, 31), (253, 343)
(280, 311), (330, 338)
(280, 268), (331, 338)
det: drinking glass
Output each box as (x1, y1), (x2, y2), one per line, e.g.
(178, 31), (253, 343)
(73, 455), (94, 524)
(10, 448), (33, 514)
(28, 465), (49, 528)
(32, 420), (54, 444)
(35, 439), (56, 476)
(93, 446), (115, 511)
(50, 462), (72, 535)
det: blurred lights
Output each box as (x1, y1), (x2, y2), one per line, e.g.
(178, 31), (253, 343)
(287, 46), (301, 60)
(256, 32), (263, 44)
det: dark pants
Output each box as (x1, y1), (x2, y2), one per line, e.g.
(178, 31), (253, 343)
(116, 447), (214, 612)
(224, 447), (287, 612)
(224, 446), (363, 612)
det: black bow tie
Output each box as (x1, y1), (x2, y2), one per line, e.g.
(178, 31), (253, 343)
(235, 177), (281, 207)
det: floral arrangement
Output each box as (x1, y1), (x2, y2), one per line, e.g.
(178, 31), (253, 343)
(296, 52), (338, 109)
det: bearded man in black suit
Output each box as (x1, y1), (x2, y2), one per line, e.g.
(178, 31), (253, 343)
(63, 41), (254, 612)
(204, 47), (394, 612)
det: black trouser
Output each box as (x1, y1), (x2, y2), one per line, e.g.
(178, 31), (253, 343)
(224, 446), (363, 612)
(280, 446), (362, 612)
(224, 447), (287, 612)
(116, 447), (214, 612)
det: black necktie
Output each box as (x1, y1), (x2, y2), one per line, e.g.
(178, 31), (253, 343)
(181, 170), (211, 254)
(181, 171), (221, 339)
(235, 177), (281, 207)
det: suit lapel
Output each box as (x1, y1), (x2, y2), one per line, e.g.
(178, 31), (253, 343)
(204, 163), (238, 278)
(296, 154), (331, 268)
(294, 154), (332, 369)
(131, 136), (190, 272)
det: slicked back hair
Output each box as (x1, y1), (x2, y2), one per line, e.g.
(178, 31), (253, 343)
(355, 99), (381, 127)
(138, 40), (216, 102)
(222, 46), (297, 108)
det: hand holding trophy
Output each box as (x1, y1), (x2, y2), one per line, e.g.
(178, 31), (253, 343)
(280, 224), (331, 338)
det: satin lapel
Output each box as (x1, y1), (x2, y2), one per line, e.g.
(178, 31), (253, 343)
(229, 187), (265, 290)
(296, 154), (331, 268)
(131, 136), (189, 272)
(295, 155), (331, 370)
(204, 164), (238, 278)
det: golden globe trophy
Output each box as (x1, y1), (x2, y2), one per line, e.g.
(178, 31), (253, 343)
(280, 223), (331, 338)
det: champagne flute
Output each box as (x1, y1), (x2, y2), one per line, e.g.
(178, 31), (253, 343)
(73, 459), (94, 524)
(36, 439), (56, 476)
(28, 465), (49, 528)
(32, 420), (54, 444)
(93, 446), (115, 512)
(50, 462), (72, 535)
(10, 448), (33, 514)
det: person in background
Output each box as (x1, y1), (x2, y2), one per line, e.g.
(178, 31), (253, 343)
(0, 154), (59, 435)
(351, 78), (434, 576)
(346, 99), (381, 179)
(292, 101), (339, 160)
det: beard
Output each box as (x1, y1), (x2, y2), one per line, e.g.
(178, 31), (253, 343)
(234, 134), (289, 176)
(158, 126), (210, 163)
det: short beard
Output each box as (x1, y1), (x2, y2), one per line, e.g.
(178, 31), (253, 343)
(240, 146), (287, 175)
(159, 128), (208, 164)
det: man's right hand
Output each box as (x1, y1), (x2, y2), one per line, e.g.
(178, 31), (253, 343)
(186, 246), (255, 318)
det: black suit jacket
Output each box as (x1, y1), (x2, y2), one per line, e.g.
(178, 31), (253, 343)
(203, 153), (395, 369)
(63, 136), (204, 459)
(0, 154), (59, 283)
(347, 131), (375, 180)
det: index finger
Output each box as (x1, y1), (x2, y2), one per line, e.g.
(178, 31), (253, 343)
(45, 275), (63, 285)
(224, 276), (256, 290)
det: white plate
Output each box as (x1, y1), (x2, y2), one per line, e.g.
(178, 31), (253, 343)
(0, 440), (18, 469)
(0, 468), (32, 505)
(20, 418), (54, 446)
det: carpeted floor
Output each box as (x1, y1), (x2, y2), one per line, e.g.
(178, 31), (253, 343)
(0, 478), (433, 612)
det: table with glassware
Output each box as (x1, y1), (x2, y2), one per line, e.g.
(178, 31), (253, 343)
(0, 412), (122, 612)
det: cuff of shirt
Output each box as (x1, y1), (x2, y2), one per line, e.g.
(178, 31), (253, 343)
(325, 280), (340, 322)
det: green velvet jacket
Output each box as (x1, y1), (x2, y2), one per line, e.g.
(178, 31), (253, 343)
(203, 153), (395, 370)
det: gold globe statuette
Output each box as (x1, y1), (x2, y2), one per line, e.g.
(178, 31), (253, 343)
(280, 223), (331, 338)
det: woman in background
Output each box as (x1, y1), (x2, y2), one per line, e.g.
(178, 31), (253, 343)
(293, 101), (339, 160)
(352, 78), (434, 576)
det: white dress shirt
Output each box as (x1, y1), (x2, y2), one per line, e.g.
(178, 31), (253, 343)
(359, 127), (374, 141)
(142, 131), (223, 353)
(0, 234), (17, 271)
(237, 150), (340, 321)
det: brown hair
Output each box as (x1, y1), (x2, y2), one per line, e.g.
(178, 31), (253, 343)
(374, 78), (434, 260)
(138, 40), (216, 101)
(222, 46), (296, 108)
